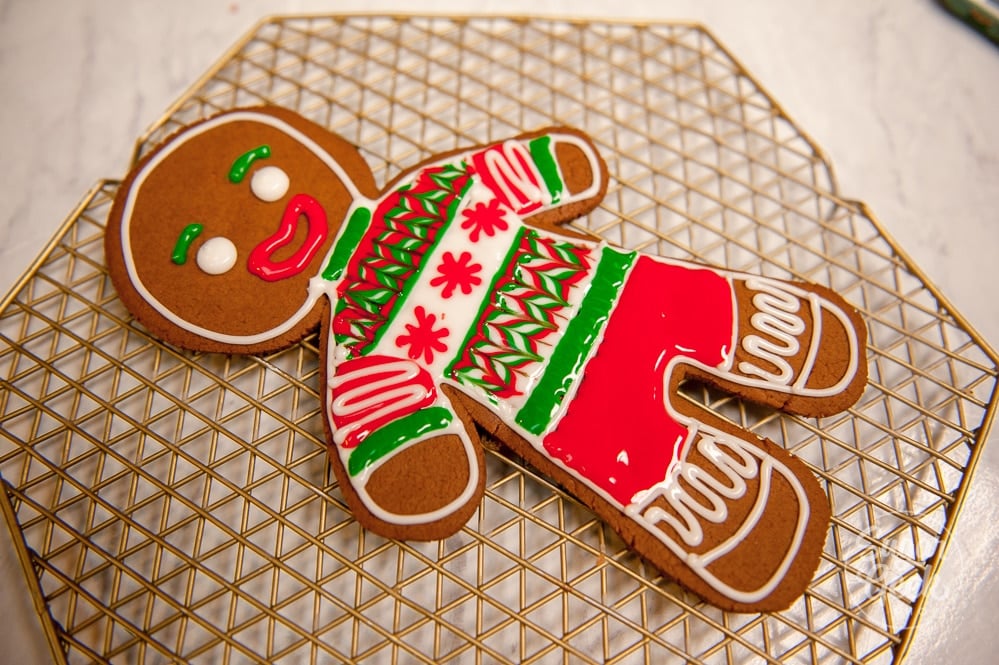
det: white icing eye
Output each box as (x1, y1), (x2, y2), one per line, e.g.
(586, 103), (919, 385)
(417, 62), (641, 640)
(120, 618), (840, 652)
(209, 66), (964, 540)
(196, 237), (238, 275)
(251, 165), (290, 202)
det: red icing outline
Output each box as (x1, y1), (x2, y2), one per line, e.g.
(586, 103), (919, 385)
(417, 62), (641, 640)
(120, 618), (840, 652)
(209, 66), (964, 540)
(248, 193), (328, 281)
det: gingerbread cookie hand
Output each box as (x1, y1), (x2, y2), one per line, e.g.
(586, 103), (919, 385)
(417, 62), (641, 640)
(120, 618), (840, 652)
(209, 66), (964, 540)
(106, 107), (867, 611)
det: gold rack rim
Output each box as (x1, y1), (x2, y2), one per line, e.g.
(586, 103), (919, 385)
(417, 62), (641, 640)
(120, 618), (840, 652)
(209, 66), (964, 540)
(0, 14), (995, 665)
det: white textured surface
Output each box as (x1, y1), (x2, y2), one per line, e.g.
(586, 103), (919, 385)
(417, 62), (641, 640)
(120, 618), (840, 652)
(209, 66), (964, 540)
(0, 0), (996, 662)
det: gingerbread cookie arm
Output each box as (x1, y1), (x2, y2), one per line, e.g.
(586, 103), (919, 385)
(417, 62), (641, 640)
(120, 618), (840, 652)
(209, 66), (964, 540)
(320, 325), (485, 541)
(376, 127), (608, 239)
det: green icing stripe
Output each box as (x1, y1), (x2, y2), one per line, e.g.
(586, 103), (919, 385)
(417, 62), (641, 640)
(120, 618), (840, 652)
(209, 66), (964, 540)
(443, 227), (528, 379)
(514, 247), (635, 435)
(528, 136), (564, 205)
(171, 223), (203, 265)
(347, 407), (453, 477)
(322, 206), (372, 281)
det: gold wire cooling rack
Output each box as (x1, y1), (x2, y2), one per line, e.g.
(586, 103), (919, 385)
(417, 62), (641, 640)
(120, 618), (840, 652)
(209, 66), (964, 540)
(1, 14), (997, 665)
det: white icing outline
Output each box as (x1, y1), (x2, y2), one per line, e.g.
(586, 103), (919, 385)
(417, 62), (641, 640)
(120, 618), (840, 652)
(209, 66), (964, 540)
(123, 116), (855, 603)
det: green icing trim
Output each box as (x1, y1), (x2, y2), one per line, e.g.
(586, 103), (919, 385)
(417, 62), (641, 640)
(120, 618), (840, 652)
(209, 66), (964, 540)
(171, 223), (203, 265)
(228, 145), (271, 183)
(322, 206), (372, 281)
(528, 136), (563, 205)
(347, 407), (453, 477)
(514, 247), (634, 435)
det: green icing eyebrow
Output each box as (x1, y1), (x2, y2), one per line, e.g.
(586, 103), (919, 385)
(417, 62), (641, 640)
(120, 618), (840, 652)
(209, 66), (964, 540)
(171, 223), (204, 265)
(228, 144), (271, 183)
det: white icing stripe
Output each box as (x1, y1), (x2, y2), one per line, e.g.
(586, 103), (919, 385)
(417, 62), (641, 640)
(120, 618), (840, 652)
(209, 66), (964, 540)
(119, 110), (369, 346)
(329, 358), (432, 447)
(793, 291), (824, 391)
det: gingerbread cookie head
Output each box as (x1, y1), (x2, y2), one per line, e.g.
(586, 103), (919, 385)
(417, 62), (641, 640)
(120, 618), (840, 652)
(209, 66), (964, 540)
(106, 107), (378, 353)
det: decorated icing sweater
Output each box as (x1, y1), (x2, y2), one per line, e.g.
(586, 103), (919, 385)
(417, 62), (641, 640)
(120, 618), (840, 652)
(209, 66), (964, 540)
(319, 136), (628, 481)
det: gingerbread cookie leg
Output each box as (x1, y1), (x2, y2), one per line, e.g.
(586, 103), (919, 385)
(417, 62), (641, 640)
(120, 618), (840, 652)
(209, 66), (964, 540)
(686, 275), (868, 417)
(508, 254), (840, 611)
(637, 372), (832, 612)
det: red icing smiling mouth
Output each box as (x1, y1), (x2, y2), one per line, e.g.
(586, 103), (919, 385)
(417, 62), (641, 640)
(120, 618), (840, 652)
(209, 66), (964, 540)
(248, 193), (329, 281)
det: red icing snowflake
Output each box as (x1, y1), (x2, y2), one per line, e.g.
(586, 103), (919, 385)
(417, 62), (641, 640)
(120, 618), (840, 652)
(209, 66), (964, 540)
(395, 306), (450, 364)
(429, 251), (483, 298)
(460, 198), (509, 242)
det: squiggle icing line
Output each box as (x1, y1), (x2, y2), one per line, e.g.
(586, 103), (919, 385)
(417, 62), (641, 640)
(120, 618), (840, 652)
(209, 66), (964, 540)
(632, 432), (758, 547)
(626, 421), (810, 604)
(329, 357), (435, 447)
(738, 277), (807, 384)
(720, 275), (860, 398)
(482, 140), (548, 212)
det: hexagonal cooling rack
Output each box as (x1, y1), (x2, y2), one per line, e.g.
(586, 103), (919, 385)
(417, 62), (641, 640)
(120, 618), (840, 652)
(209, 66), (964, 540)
(1, 14), (996, 665)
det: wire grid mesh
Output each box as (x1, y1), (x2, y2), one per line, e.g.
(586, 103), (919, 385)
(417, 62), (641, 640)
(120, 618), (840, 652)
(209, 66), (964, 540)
(0, 14), (996, 665)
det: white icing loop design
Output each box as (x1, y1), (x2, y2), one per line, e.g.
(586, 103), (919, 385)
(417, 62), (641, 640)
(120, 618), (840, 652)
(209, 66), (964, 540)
(483, 140), (547, 212)
(251, 165), (290, 202)
(329, 358), (434, 446)
(633, 434), (757, 547)
(626, 423), (810, 604)
(738, 277), (808, 385)
(195, 237), (238, 275)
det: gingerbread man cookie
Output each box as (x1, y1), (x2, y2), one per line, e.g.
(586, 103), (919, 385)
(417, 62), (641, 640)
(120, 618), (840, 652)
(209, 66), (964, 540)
(106, 107), (867, 612)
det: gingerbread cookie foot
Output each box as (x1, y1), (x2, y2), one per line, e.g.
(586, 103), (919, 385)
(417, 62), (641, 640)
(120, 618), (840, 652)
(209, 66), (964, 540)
(688, 275), (867, 418)
(625, 421), (830, 612)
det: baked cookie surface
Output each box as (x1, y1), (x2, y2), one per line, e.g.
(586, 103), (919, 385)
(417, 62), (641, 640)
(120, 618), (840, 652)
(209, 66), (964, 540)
(106, 107), (867, 612)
